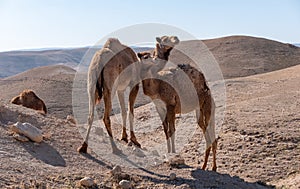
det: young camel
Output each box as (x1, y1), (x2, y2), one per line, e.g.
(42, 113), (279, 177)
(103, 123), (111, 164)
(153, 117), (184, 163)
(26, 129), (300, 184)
(137, 37), (217, 171)
(77, 38), (141, 153)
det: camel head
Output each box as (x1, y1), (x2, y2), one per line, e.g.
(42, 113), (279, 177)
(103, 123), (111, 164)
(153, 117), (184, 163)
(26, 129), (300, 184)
(154, 36), (180, 61)
(138, 36), (179, 79)
(137, 51), (156, 79)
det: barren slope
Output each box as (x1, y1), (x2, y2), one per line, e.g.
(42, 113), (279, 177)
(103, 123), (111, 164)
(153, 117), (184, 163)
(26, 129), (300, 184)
(170, 36), (300, 79)
(0, 64), (299, 188)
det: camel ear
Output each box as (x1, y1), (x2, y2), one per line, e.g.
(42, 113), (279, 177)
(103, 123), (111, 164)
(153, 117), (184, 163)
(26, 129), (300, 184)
(171, 36), (180, 45)
(156, 37), (161, 43)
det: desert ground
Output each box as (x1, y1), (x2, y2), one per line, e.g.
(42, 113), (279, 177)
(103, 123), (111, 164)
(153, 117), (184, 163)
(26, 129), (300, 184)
(0, 36), (299, 188)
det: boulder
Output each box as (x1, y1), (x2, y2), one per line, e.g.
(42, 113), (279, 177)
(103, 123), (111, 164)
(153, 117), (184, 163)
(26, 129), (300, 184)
(170, 173), (176, 180)
(119, 179), (131, 189)
(13, 133), (29, 142)
(79, 177), (95, 187)
(111, 165), (122, 176)
(11, 122), (43, 143)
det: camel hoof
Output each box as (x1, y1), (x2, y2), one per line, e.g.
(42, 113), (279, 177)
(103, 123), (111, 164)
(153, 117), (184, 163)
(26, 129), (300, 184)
(77, 142), (88, 153)
(121, 137), (128, 143)
(130, 139), (141, 148)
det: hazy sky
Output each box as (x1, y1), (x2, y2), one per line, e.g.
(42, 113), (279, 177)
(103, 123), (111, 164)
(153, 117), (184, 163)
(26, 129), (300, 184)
(0, 0), (299, 52)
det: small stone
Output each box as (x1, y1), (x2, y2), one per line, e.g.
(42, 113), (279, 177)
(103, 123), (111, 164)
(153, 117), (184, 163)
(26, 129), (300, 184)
(79, 177), (94, 187)
(168, 154), (185, 167)
(66, 115), (76, 124)
(151, 150), (159, 156)
(111, 165), (122, 176)
(119, 179), (131, 189)
(175, 184), (191, 189)
(133, 147), (145, 157)
(13, 133), (29, 142)
(169, 173), (176, 180)
(11, 122), (43, 143)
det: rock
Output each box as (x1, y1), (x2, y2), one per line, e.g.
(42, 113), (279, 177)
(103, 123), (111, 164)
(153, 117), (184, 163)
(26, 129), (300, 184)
(119, 179), (131, 189)
(151, 150), (159, 156)
(66, 115), (76, 124)
(79, 177), (94, 187)
(170, 173), (176, 180)
(111, 165), (122, 176)
(133, 147), (145, 157)
(168, 154), (185, 167)
(175, 184), (191, 189)
(13, 133), (29, 142)
(11, 122), (43, 143)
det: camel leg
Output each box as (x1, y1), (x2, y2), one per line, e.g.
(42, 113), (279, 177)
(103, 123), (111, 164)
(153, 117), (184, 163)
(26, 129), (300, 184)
(167, 105), (176, 153)
(162, 119), (171, 153)
(212, 140), (217, 171)
(103, 90), (121, 154)
(197, 108), (211, 170)
(117, 90), (128, 143)
(156, 104), (170, 153)
(128, 85), (141, 147)
(208, 98), (217, 171)
(78, 84), (96, 153)
(200, 96), (217, 171)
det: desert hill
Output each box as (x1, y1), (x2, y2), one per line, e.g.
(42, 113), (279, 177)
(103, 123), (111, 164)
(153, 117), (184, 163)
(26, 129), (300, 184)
(169, 36), (300, 79)
(0, 64), (151, 119)
(0, 47), (152, 78)
(1, 36), (299, 79)
(0, 65), (76, 118)
(0, 63), (299, 188)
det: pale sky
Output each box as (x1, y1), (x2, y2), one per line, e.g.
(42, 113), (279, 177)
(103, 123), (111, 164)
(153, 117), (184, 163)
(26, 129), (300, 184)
(0, 0), (299, 52)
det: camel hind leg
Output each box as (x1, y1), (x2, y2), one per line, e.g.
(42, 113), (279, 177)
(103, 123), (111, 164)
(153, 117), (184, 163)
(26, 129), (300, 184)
(118, 90), (128, 143)
(78, 83), (97, 153)
(197, 95), (217, 171)
(103, 89), (122, 154)
(128, 85), (141, 147)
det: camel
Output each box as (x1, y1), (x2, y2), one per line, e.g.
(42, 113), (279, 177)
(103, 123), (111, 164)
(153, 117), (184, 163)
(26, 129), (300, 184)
(10, 89), (47, 114)
(77, 38), (141, 153)
(137, 36), (217, 171)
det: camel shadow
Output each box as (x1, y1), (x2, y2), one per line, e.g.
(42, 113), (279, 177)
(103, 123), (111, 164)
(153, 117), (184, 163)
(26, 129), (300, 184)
(80, 153), (112, 169)
(20, 141), (66, 167)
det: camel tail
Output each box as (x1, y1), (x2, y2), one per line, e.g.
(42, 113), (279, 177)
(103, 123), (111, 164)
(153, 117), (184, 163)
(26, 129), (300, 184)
(95, 70), (103, 104)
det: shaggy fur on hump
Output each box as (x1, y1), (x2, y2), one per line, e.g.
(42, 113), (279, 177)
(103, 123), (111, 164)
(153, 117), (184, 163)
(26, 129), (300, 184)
(10, 89), (47, 114)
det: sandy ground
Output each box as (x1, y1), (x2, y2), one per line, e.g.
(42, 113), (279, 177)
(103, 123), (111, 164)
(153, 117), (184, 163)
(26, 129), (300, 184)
(0, 64), (299, 188)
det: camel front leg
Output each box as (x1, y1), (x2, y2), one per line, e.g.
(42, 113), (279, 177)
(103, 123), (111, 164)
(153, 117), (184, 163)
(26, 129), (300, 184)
(167, 105), (176, 153)
(128, 85), (141, 147)
(117, 90), (128, 143)
(156, 103), (170, 153)
(162, 119), (171, 153)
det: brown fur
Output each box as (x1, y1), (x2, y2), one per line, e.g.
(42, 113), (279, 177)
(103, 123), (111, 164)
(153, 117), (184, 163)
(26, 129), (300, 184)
(138, 36), (217, 171)
(10, 90), (47, 114)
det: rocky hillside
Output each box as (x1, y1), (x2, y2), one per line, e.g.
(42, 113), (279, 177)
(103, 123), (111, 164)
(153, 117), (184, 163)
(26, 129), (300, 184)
(0, 64), (299, 188)
(1, 36), (300, 79)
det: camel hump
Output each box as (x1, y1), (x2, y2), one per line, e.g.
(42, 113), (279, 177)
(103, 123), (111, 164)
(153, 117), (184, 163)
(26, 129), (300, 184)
(103, 38), (126, 52)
